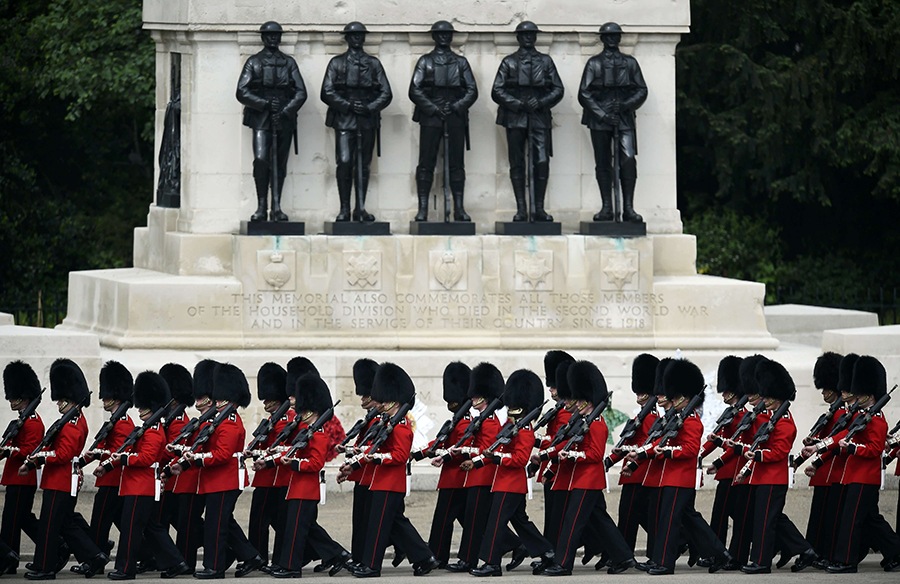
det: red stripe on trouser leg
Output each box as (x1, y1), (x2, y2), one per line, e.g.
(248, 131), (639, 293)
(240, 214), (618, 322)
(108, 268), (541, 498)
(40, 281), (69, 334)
(756, 488), (773, 565)
(487, 493), (507, 563)
(435, 494), (452, 555)
(124, 499), (137, 572)
(844, 487), (864, 562)
(659, 493), (676, 566)
(561, 491), (586, 567)
(465, 489), (482, 560)
(40, 491), (56, 569)
(367, 495), (390, 568)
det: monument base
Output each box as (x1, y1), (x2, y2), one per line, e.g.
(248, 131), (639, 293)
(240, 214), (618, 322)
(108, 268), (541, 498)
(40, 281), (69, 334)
(324, 221), (391, 236)
(409, 221), (477, 236)
(240, 221), (306, 236)
(495, 221), (563, 236)
(580, 220), (647, 237)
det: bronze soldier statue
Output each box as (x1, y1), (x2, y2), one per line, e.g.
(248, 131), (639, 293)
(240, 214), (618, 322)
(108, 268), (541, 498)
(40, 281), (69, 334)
(492, 21), (564, 222)
(236, 22), (307, 222)
(321, 22), (393, 223)
(579, 22), (647, 223)
(409, 21), (478, 223)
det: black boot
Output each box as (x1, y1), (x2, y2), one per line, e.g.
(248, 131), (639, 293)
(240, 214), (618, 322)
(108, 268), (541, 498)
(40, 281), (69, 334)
(533, 178), (553, 222)
(621, 177), (642, 222)
(511, 178), (528, 222)
(270, 189), (289, 222)
(335, 176), (352, 222)
(414, 180), (430, 222)
(353, 170), (375, 222)
(593, 176), (614, 221)
(450, 182), (471, 222)
(250, 196), (268, 222)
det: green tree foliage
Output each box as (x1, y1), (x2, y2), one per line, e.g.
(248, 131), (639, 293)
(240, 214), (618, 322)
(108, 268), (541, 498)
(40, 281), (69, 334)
(0, 0), (154, 310)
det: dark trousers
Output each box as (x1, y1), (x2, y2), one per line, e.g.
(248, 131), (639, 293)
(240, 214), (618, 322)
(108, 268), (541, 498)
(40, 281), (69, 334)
(335, 129), (376, 193)
(822, 483), (846, 560)
(617, 483), (650, 553)
(248, 486), (286, 565)
(506, 128), (549, 182)
(543, 487), (568, 551)
(805, 485), (830, 556)
(590, 128), (637, 187)
(351, 483), (369, 563)
(114, 495), (182, 575)
(416, 124), (466, 183)
(202, 490), (258, 571)
(479, 492), (551, 565)
(305, 517), (346, 567)
(269, 496), (289, 568)
(175, 493), (205, 569)
(457, 485), (492, 565)
(252, 128), (293, 200)
(33, 490), (101, 571)
(749, 485), (809, 567)
(363, 490), (431, 571)
(280, 500), (318, 571)
(88, 485), (122, 550)
(427, 488), (466, 563)
(1, 484), (39, 554)
(709, 479), (733, 546)
(645, 487), (660, 560)
(557, 489), (630, 570)
(157, 489), (178, 530)
(727, 484), (755, 565)
(832, 483), (900, 565)
(651, 486), (725, 570)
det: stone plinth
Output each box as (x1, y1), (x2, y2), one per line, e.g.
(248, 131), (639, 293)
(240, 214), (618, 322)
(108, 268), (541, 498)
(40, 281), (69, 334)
(765, 304), (880, 347)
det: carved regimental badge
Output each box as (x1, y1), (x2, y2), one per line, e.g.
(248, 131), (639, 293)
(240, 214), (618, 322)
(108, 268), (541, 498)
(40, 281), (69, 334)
(601, 250), (640, 291)
(430, 251), (467, 291)
(257, 250), (296, 291)
(515, 251), (553, 291)
(344, 252), (381, 290)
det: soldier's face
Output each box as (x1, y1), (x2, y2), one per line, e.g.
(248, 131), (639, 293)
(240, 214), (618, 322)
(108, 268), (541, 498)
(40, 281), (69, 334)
(263, 400), (281, 414)
(601, 33), (621, 50)
(8, 398), (25, 411)
(262, 32), (281, 50)
(433, 31), (453, 48)
(517, 32), (537, 49)
(139, 408), (152, 422)
(346, 32), (366, 49)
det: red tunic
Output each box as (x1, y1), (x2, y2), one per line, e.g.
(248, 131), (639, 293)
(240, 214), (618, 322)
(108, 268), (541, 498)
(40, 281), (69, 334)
(555, 419), (608, 492)
(349, 414), (378, 485)
(1, 413), (43, 486)
(369, 415), (413, 493)
(273, 410), (298, 488)
(460, 413), (501, 488)
(251, 410), (291, 488)
(38, 413), (88, 492)
(197, 411), (247, 494)
(643, 411), (702, 489)
(609, 412), (657, 485)
(162, 412), (188, 492)
(809, 408), (842, 487)
(700, 410), (744, 481)
(286, 424), (327, 501)
(840, 411), (887, 486)
(171, 421), (203, 495)
(434, 415), (470, 490)
(742, 410), (795, 486)
(117, 423), (165, 497)
(538, 407), (571, 484)
(93, 417), (135, 488)
(489, 425), (534, 494)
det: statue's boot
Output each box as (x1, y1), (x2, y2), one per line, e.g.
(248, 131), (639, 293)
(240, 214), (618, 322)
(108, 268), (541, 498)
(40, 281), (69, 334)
(511, 178), (528, 222)
(352, 169), (376, 222)
(532, 178), (553, 222)
(251, 168), (268, 222)
(593, 174), (614, 221)
(270, 180), (289, 222)
(450, 182), (471, 222)
(414, 172), (431, 222)
(335, 175), (352, 222)
(621, 177), (643, 222)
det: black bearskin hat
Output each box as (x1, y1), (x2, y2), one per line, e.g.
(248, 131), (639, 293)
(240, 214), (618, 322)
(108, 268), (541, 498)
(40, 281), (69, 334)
(468, 362), (504, 402)
(443, 362), (471, 405)
(212, 363), (251, 408)
(568, 361), (609, 405)
(851, 356), (887, 399)
(353, 358), (378, 397)
(555, 361), (573, 400)
(372, 362), (416, 405)
(49, 359), (90, 406)
(287, 357), (319, 400)
(755, 359), (796, 401)
(544, 350), (574, 388)
(159, 363), (194, 406)
(632, 354), (659, 395)
(295, 373), (334, 414)
(99, 361), (133, 403)
(813, 352), (842, 391)
(663, 359), (704, 401)
(716, 356), (743, 396)
(193, 359), (219, 402)
(3, 361), (41, 401)
(503, 369), (543, 415)
(257, 363), (287, 403)
(653, 358), (674, 396)
(738, 355), (767, 397)
(837, 354), (859, 395)
(133, 371), (172, 413)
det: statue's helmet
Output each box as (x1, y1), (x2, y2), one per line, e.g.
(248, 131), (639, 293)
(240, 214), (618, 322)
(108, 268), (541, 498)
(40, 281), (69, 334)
(343, 21), (369, 35)
(260, 21), (284, 34)
(599, 22), (623, 35)
(430, 20), (455, 33)
(515, 21), (541, 34)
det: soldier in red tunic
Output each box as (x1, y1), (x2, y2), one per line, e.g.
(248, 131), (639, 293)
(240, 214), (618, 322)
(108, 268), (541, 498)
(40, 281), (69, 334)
(21, 359), (109, 580)
(0, 362), (45, 573)
(470, 369), (553, 576)
(156, 364), (195, 536)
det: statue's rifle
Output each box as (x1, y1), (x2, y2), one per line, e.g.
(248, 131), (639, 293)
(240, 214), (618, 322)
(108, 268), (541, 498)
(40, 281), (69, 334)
(412, 399), (473, 460)
(0, 390), (44, 456)
(527, 116), (536, 222)
(442, 120), (451, 222)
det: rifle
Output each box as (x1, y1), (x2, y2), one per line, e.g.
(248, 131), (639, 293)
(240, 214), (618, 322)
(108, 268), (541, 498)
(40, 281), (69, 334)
(355, 120), (365, 221)
(527, 117), (536, 222)
(526, 409), (585, 477)
(838, 386), (895, 445)
(614, 396), (658, 451)
(167, 406), (218, 450)
(623, 393), (704, 473)
(0, 390), (44, 455)
(78, 400), (133, 468)
(28, 393), (91, 459)
(245, 400), (293, 457)
(340, 407), (380, 448)
(792, 402), (861, 470)
(710, 394), (750, 438)
(736, 399), (793, 481)
(534, 400), (565, 434)
(413, 399), (473, 460)
(114, 400), (174, 455)
(480, 400), (547, 458)
(804, 397), (844, 443)
(164, 403), (188, 430)
(448, 396), (504, 452)
(346, 399), (414, 471)
(160, 404), (236, 477)
(612, 124), (621, 222)
(557, 395), (612, 456)
(276, 400), (340, 460)
(442, 120), (451, 223)
(728, 400), (767, 441)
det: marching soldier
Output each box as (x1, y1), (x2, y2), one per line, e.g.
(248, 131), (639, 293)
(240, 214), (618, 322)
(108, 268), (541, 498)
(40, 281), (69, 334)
(421, 362), (471, 568)
(350, 363), (439, 577)
(445, 363), (503, 573)
(1, 362), (44, 572)
(321, 22), (393, 222)
(492, 21), (564, 222)
(469, 369), (553, 576)
(99, 372), (189, 579)
(409, 20), (478, 222)
(20, 359), (109, 580)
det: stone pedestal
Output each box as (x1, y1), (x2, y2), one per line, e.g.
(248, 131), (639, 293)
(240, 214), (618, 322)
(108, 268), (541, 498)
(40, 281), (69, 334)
(323, 222), (392, 236)
(580, 221), (647, 238)
(494, 222), (562, 236)
(240, 221), (305, 236)
(409, 222), (477, 236)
